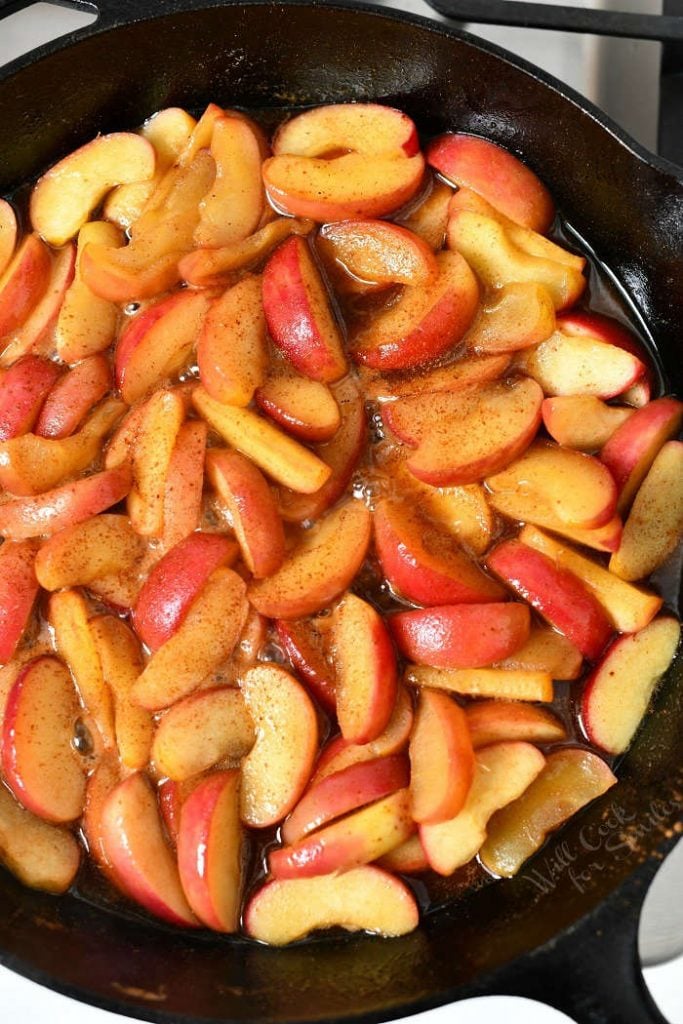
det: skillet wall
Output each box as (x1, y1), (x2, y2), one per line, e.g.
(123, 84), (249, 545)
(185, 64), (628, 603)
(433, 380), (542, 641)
(0, 4), (681, 1023)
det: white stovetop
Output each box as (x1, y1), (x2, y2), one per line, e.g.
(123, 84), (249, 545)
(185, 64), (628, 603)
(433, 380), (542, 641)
(0, 2), (681, 1022)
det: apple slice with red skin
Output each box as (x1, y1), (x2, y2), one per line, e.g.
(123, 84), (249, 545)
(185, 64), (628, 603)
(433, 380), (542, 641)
(318, 220), (438, 289)
(0, 465), (132, 540)
(377, 834), (429, 874)
(581, 617), (680, 755)
(0, 782), (81, 894)
(487, 488), (624, 554)
(333, 593), (398, 745)
(35, 355), (111, 439)
(601, 396), (683, 513)
(542, 395), (634, 451)
(244, 865), (419, 945)
(410, 689), (474, 825)
(194, 114), (265, 249)
(133, 532), (238, 651)
(480, 748), (616, 877)
(420, 741), (546, 875)
(282, 754), (409, 845)
(240, 665), (318, 828)
(465, 701), (566, 749)
(374, 498), (504, 606)
(465, 282), (555, 355)
(180, 217), (314, 288)
(273, 104), (419, 159)
(248, 500), (371, 619)
(406, 664), (553, 702)
(35, 514), (144, 591)
(496, 625), (583, 680)
(426, 133), (555, 232)
(160, 419), (207, 552)
(385, 377), (543, 486)
(262, 236), (347, 383)
(177, 770), (243, 932)
(515, 328), (645, 399)
(487, 539), (613, 660)
(486, 441), (618, 530)
(556, 310), (653, 406)
(351, 251), (479, 371)
(197, 274), (267, 407)
(0, 243), (76, 366)
(278, 375), (365, 523)
(275, 617), (336, 712)
(0, 355), (61, 441)
(0, 200), (17, 278)
(610, 441), (683, 581)
(0, 234), (51, 342)
(101, 772), (198, 927)
(2, 656), (85, 823)
(206, 448), (285, 578)
(518, 524), (663, 635)
(0, 540), (39, 663)
(365, 352), (511, 402)
(269, 788), (414, 879)
(152, 687), (254, 781)
(256, 372), (340, 443)
(391, 603), (530, 670)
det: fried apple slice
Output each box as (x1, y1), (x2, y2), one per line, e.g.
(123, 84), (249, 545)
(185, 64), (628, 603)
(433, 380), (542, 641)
(195, 115), (265, 248)
(0, 783), (80, 893)
(465, 701), (566, 749)
(406, 665), (553, 702)
(127, 389), (184, 537)
(0, 539), (39, 663)
(35, 515), (144, 592)
(410, 689), (474, 824)
(197, 274), (267, 406)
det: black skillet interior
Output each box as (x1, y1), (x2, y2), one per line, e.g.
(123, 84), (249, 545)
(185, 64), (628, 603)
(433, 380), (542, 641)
(0, 3), (681, 1023)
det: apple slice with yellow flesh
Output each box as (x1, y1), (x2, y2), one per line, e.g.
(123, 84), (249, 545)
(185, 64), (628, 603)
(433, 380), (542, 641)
(448, 211), (585, 310)
(177, 770), (243, 932)
(601, 396), (683, 513)
(333, 593), (398, 745)
(31, 133), (155, 245)
(516, 329), (644, 399)
(273, 103), (419, 158)
(486, 441), (617, 529)
(480, 748), (616, 877)
(0, 539), (39, 663)
(0, 397), (125, 496)
(197, 274), (267, 406)
(2, 656), (86, 823)
(55, 221), (123, 363)
(101, 772), (198, 927)
(36, 354), (111, 439)
(240, 665), (318, 828)
(465, 700), (566, 749)
(542, 396), (634, 451)
(410, 689), (474, 825)
(90, 615), (153, 771)
(35, 514), (144, 591)
(193, 386), (331, 495)
(269, 788), (414, 879)
(427, 133), (555, 232)
(351, 251), (479, 371)
(0, 234), (51, 343)
(0, 464), (132, 540)
(82, 756), (121, 876)
(194, 115), (265, 248)
(518, 524), (663, 634)
(160, 419), (207, 551)
(256, 372), (340, 443)
(582, 616), (680, 755)
(413, 481), (494, 557)
(406, 664), (553, 702)
(420, 741), (545, 875)
(610, 441), (683, 581)
(373, 498), (504, 606)
(365, 351), (511, 402)
(556, 308), (652, 407)
(127, 389), (184, 537)
(465, 282), (555, 355)
(0, 354), (61, 441)
(281, 755), (409, 846)
(391, 603), (530, 669)
(0, 199), (17, 277)
(487, 488), (624, 554)
(248, 500), (371, 619)
(0, 782), (80, 893)
(275, 617), (337, 712)
(245, 865), (419, 945)
(152, 687), (255, 781)
(377, 834), (429, 874)
(263, 236), (347, 383)
(496, 625), (583, 680)
(385, 377), (543, 486)
(206, 448), (285, 579)
(318, 220), (438, 289)
(0, 242), (76, 366)
(132, 567), (248, 711)
(180, 217), (313, 287)
(398, 178), (452, 250)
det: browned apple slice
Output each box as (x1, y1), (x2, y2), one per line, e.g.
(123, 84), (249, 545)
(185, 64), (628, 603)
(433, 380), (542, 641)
(516, 328), (644, 398)
(496, 625), (583, 680)
(0, 199), (17, 278)
(35, 354), (111, 439)
(601, 396), (683, 512)
(197, 274), (267, 407)
(0, 243), (75, 366)
(542, 395), (634, 451)
(0, 354), (61, 442)
(194, 115), (265, 248)
(398, 178), (452, 250)
(31, 133), (156, 245)
(465, 701), (566, 749)
(131, 567), (248, 711)
(410, 689), (474, 824)
(582, 617), (680, 754)
(487, 488), (624, 554)
(0, 783), (80, 893)
(377, 834), (429, 874)
(391, 603), (530, 670)
(275, 617), (337, 712)
(365, 352), (511, 402)
(465, 282), (555, 354)
(480, 749), (616, 876)
(406, 664), (553, 702)
(420, 741), (545, 875)
(35, 515), (144, 592)
(318, 219), (438, 289)
(256, 372), (340, 443)
(127, 389), (184, 537)
(240, 665), (318, 827)
(0, 234), (51, 343)
(248, 500), (372, 619)
(180, 217), (313, 287)
(2, 656), (86, 823)
(0, 539), (39, 663)
(160, 419), (208, 551)
(244, 865), (419, 944)
(152, 687), (255, 781)
(100, 772), (197, 927)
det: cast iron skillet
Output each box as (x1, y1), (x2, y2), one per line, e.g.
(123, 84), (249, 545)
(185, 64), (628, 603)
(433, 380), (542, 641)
(0, 2), (681, 1022)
